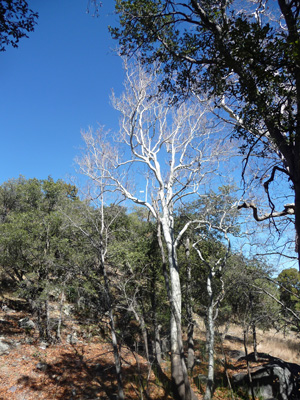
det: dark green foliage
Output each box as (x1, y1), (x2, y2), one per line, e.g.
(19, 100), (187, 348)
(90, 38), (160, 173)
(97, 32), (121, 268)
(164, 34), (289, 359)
(112, 1), (299, 155)
(0, 0), (38, 51)
(108, 207), (169, 353)
(277, 267), (300, 329)
(0, 177), (83, 340)
(224, 256), (279, 331)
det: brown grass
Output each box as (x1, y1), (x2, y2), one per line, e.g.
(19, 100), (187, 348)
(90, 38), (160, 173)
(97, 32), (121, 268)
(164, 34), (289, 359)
(221, 323), (300, 364)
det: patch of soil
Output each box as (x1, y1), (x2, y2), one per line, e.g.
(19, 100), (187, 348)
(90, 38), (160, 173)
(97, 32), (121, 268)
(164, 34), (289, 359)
(0, 307), (173, 400)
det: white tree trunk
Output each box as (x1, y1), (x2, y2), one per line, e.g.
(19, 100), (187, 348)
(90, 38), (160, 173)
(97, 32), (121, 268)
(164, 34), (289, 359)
(161, 217), (195, 400)
(204, 271), (215, 400)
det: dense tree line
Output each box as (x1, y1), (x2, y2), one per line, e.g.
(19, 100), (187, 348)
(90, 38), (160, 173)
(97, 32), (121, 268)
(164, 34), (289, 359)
(0, 176), (297, 399)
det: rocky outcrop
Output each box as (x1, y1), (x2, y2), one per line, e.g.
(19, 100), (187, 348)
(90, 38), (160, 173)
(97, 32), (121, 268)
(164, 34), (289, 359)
(232, 353), (300, 400)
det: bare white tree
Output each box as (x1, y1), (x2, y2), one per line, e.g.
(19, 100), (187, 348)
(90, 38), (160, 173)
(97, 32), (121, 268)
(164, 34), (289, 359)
(76, 131), (125, 400)
(190, 191), (239, 400)
(79, 60), (232, 400)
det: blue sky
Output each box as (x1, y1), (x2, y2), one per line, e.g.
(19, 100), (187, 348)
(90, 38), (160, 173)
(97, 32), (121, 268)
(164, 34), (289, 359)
(1, 0), (123, 184)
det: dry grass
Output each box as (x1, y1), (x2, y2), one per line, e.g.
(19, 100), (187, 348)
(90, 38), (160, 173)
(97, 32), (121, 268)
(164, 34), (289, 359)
(192, 314), (300, 364)
(221, 323), (300, 364)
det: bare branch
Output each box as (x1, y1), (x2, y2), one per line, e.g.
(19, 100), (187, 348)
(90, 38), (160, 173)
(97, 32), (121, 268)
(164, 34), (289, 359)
(238, 201), (295, 221)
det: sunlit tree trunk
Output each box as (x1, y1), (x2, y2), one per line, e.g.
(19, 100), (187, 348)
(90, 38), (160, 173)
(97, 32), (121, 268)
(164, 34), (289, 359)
(185, 237), (195, 371)
(204, 270), (214, 400)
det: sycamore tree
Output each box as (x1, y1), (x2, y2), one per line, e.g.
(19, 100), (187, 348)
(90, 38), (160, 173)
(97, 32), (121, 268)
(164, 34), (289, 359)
(79, 60), (231, 400)
(178, 187), (239, 400)
(76, 135), (126, 400)
(111, 0), (300, 269)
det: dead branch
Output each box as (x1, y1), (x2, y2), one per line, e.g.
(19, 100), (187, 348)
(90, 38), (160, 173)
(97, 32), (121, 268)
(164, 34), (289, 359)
(238, 201), (295, 221)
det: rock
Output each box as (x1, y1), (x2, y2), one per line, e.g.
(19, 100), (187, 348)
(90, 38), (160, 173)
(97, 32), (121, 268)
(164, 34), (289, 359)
(0, 318), (11, 325)
(232, 353), (300, 400)
(63, 304), (74, 316)
(24, 337), (34, 344)
(36, 362), (49, 371)
(227, 349), (245, 360)
(67, 332), (78, 344)
(225, 333), (244, 343)
(0, 336), (11, 355)
(18, 317), (35, 330)
(193, 374), (208, 390)
(8, 385), (17, 393)
(39, 341), (49, 350)
(2, 305), (15, 313)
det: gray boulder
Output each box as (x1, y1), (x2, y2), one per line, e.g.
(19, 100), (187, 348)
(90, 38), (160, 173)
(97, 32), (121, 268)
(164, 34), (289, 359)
(0, 336), (11, 355)
(66, 332), (78, 344)
(18, 317), (35, 330)
(232, 353), (300, 400)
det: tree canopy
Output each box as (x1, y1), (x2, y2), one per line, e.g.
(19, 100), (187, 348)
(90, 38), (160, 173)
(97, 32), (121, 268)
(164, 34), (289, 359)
(111, 0), (300, 268)
(0, 0), (38, 52)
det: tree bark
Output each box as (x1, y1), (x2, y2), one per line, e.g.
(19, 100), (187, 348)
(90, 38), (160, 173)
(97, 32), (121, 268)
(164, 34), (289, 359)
(159, 218), (196, 400)
(252, 323), (258, 362)
(294, 181), (300, 271)
(150, 265), (162, 364)
(243, 328), (255, 400)
(157, 218), (196, 400)
(185, 238), (195, 371)
(100, 252), (124, 400)
(204, 271), (215, 400)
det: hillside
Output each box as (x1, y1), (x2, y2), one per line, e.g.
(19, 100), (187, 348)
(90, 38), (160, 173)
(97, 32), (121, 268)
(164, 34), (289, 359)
(1, 296), (299, 400)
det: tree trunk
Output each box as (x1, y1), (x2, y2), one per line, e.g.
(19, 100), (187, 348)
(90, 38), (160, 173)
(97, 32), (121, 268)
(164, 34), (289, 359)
(154, 324), (162, 364)
(100, 253), (124, 400)
(45, 298), (51, 342)
(131, 305), (150, 362)
(150, 266), (162, 364)
(252, 322), (258, 362)
(294, 181), (300, 271)
(161, 219), (196, 400)
(243, 327), (255, 400)
(185, 238), (195, 371)
(204, 271), (215, 400)
(56, 290), (65, 342)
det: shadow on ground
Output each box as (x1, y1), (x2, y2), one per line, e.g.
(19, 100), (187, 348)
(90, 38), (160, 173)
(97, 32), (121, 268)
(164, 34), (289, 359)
(15, 344), (171, 400)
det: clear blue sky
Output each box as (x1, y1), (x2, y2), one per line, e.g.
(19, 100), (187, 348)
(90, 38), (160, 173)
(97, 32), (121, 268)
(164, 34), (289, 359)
(0, 0), (123, 184)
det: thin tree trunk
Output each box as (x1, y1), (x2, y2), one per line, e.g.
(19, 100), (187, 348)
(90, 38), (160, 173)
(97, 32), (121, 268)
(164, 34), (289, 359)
(219, 330), (235, 400)
(243, 327), (255, 400)
(45, 298), (51, 342)
(185, 237), (195, 371)
(131, 305), (150, 362)
(150, 266), (162, 364)
(204, 271), (214, 400)
(56, 290), (65, 342)
(100, 253), (124, 400)
(155, 324), (162, 364)
(37, 303), (44, 340)
(252, 323), (258, 362)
